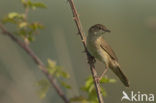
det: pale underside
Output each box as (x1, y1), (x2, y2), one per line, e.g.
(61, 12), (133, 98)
(87, 36), (119, 68)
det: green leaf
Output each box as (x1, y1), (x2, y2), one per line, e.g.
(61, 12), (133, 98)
(85, 76), (93, 88)
(60, 81), (71, 89)
(100, 77), (116, 83)
(100, 87), (106, 96)
(8, 12), (24, 20)
(88, 84), (94, 93)
(27, 35), (34, 42)
(32, 2), (47, 8)
(79, 75), (116, 103)
(47, 59), (57, 75)
(18, 29), (27, 36)
(88, 88), (97, 101)
(59, 70), (70, 78)
(81, 76), (94, 92)
(36, 79), (50, 99)
(21, 0), (46, 10)
(2, 12), (24, 24)
(18, 22), (27, 28)
(8, 12), (20, 19)
(47, 59), (70, 79)
(29, 22), (44, 30)
(48, 59), (56, 68)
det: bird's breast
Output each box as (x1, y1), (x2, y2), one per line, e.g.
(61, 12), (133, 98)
(87, 37), (110, 64)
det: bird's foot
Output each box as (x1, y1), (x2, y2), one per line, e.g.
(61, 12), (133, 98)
(90, 55), (96, 63)
(95, 77), (101, 83)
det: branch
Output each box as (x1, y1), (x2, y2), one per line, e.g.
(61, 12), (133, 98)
(68, 0), (104, 103)
(0, 24), (70, 103)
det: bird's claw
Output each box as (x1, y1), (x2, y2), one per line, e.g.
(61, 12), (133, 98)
(95, 77), (101, 83)
(90, 55), (96, 63)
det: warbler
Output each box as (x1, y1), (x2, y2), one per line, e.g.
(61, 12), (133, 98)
(86, 24), (129, 87)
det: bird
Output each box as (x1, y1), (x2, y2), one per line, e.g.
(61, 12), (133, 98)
(86, 24), (129, 87)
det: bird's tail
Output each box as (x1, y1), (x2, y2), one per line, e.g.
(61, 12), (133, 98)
(111, 66), (129, 87)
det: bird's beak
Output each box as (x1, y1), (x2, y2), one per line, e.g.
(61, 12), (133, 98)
(101, 27), (111, 33)
(105, 29), (111, 32)
(101, 29), (111, 34)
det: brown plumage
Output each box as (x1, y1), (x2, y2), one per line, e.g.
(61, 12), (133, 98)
(87, 24), (129, 87)
(100, 38), (118, 61)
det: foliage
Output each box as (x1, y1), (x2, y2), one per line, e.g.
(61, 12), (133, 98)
(70, 76), (116, 103)
(36, 79), (50, 99)
(1, 0), (45, 43)
(37, 59), (116, 101)
(37, 59), (71, 99)
(37, 59), (116, 102)
(21, 0), (47, 10)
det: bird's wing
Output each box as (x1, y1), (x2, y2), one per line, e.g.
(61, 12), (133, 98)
(100, 38), (118, 61)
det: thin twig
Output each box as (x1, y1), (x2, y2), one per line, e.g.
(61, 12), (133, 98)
(68, 0), (104, 103)
(0, 23), (70, 103)
(23, 0), (30, 44)
(23, 0), (29, 21)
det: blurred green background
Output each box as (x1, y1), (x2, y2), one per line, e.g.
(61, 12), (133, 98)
(0, 0), (156, 103)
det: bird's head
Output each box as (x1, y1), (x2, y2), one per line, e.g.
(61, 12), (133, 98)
(88, 24), (110, 37)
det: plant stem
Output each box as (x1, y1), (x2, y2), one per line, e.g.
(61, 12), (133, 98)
(0, 23), (70, 103)
(67, 0), (104, 103)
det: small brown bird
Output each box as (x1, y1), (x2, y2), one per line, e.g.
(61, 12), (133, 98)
(87, 24), (129, 87)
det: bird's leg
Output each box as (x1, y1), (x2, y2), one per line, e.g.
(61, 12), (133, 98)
(90, 55), (96, 63)
(96, 66), (109, 83)
(99, 67), (108, 80)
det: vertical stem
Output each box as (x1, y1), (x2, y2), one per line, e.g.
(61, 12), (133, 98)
(89, 62), (104, 103)
(68, 0), (104, 103)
